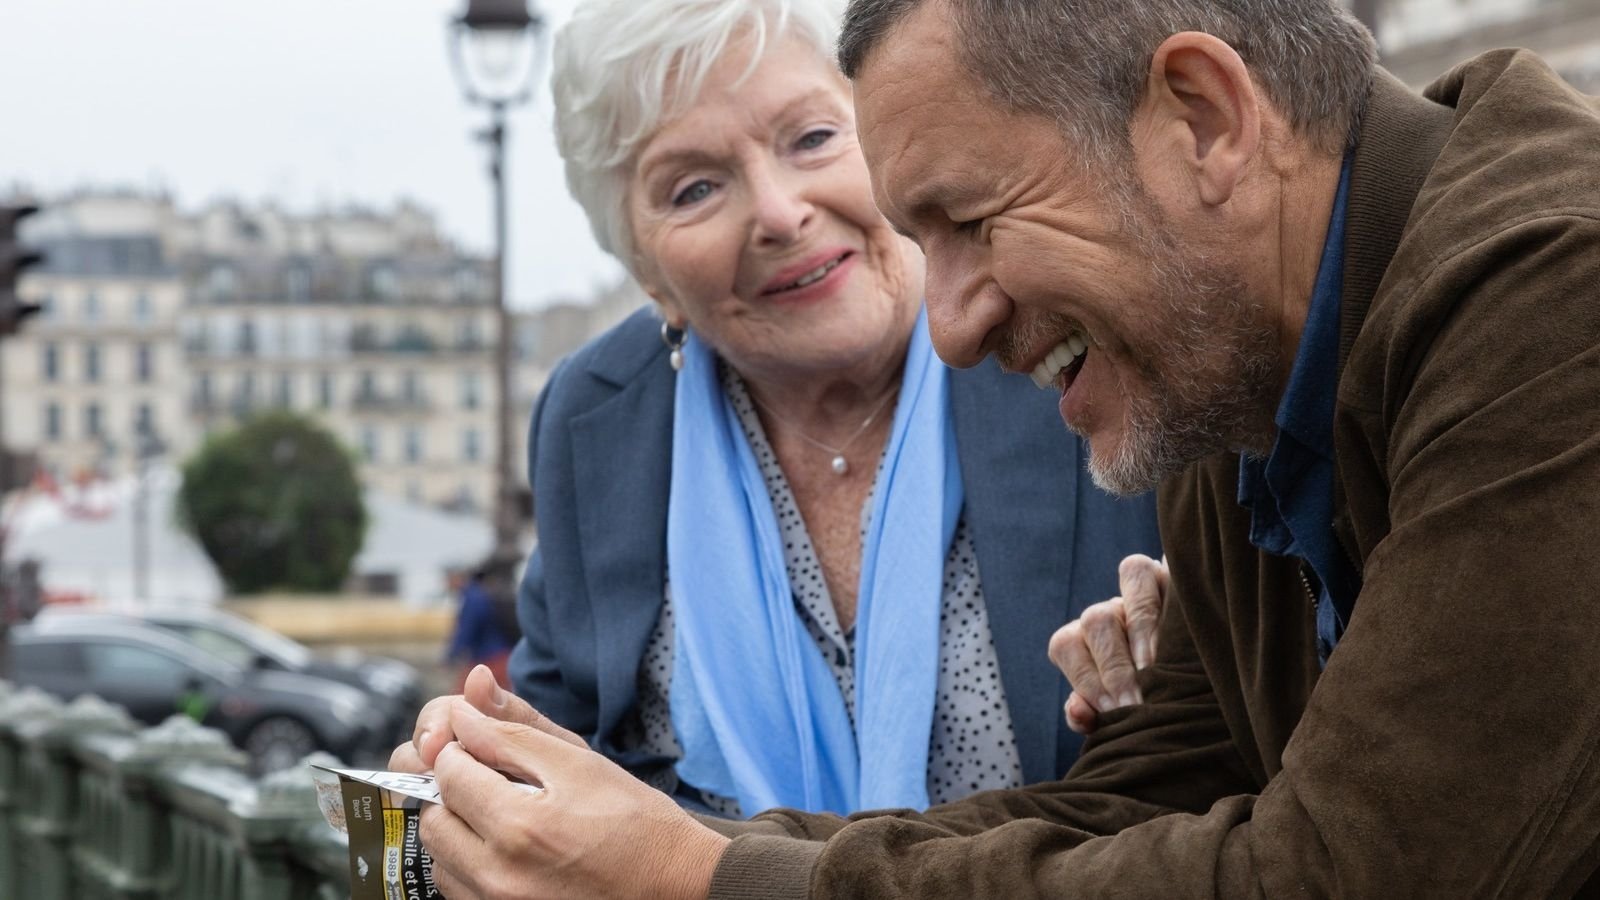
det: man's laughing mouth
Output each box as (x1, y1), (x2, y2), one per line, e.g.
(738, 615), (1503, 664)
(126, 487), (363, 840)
(1028, 329), (1090, 392)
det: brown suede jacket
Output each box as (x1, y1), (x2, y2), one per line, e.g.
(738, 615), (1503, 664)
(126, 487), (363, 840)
(701, 52), (1600, 899)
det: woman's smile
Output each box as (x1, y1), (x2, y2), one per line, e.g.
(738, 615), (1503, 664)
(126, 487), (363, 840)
(756, 248), (857, 304)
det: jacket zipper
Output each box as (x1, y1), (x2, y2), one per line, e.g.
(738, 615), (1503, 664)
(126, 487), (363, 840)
(1301, 566), (1327, 664)
(1299, 566), (1318, 613)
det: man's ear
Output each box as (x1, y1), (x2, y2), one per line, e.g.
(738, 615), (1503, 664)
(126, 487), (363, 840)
(1134, 32), (1260, 208)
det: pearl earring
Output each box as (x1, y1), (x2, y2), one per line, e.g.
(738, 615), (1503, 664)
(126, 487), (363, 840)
(660, 321), (686, 371)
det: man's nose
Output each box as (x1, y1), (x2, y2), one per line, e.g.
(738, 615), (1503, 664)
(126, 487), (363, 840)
(923, 251), (1008, 369)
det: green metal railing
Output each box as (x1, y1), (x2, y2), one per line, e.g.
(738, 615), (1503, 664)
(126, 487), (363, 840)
(0, 682), (351, 900)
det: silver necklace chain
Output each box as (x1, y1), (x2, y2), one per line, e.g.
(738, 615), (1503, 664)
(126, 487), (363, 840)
(749, 383), (900, 476)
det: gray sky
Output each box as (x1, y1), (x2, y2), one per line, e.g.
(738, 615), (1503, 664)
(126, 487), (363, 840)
(1, 0), (621, 310)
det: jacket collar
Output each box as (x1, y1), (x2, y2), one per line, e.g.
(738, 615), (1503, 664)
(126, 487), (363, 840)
(584, 312), (671, 388)
(1338, 68), (1456, 378)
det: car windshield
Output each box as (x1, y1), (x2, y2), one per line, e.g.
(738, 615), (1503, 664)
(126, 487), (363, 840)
(161, 616), (314, 669)
(212, 616), (314, 668)
(172, 626), (261, 669)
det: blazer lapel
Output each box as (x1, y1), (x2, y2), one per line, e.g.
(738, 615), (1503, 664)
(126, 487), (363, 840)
(569, 347), (676, 750)
(951, 360), (1081, 784)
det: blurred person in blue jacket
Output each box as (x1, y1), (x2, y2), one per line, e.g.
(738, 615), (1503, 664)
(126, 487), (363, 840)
(443, 566), (516, 691)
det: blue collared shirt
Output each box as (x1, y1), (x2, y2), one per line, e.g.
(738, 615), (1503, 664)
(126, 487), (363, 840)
(1237, 159), (1360, 667)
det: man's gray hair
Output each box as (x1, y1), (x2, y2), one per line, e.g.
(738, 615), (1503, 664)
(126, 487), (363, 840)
(838, 0), (1375, 166)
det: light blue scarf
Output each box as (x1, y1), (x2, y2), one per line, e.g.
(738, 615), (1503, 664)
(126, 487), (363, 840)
(666, 311), (962, 815)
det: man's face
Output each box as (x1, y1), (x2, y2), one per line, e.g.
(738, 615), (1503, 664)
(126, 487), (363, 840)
(853, 4), (1279, 494)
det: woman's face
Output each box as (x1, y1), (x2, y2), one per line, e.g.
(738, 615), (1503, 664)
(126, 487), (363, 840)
(627, 35), (924, 384)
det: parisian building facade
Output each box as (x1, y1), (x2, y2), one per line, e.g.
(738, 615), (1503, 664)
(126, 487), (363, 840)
(0, 190), (642, 514)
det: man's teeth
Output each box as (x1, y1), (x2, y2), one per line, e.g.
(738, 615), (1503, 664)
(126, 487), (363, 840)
(777, 256), (844, 291)
(1029, 332), (1089, 389)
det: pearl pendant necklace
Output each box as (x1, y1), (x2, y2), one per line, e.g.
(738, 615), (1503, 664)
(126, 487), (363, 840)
(751, 384), (900, 477)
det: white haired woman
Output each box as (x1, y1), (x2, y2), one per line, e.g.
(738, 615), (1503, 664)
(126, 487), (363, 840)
(399, 0), (1160, 826)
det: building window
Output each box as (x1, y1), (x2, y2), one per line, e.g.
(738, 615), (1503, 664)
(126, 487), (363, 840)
(36, 293), (54, 321)
(404, 427), (422, 464)
(258, 318), (281, 358)
(462, 428), (481, 463)
(44, 403), (61, 440)
(457, 317), (482, 350)
(133, 292), (153, 323)
(318, 321), (339, 354)
(135, 342), (154, 383)
(361, 427), (380, 463)
(401, 370), (420, 404)
(135, 403), (154, 437)
(275, 372), (293, 407)
(85, 402), (102, 439)
(42, 342), (59, 382)
(357, 370), (377, 403)
(460, 371), (481, 410)
(394, 323), (432, 352)
(83, 290), (101, 322)
(84, 342), (101, 383)
(454, 267), (480, 302)
(238, 320), (258, 356)
(197, 373), (214, 407)
(317, 373), (334, 409)
(287, 266), (311, 303)
(207, 265), (237, 302)
(350, 323), (380, 353)
(369, 265), (398, 301)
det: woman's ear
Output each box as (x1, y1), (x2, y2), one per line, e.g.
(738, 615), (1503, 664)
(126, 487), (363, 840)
(643, 289), (687, 331)
(632, 256), (688, 330)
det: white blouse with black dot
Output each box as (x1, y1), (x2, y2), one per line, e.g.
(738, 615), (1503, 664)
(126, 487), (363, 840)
(623, 364), (1023, 817)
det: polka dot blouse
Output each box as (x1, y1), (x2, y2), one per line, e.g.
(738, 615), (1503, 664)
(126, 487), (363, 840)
(624, 364), (1023, 817)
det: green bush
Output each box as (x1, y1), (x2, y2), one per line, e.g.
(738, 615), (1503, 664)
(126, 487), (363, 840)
(177, 412), (367, 594)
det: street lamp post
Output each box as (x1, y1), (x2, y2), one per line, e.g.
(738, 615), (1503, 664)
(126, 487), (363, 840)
(131, 423), (165, 605)
(448, 0), (547, 563)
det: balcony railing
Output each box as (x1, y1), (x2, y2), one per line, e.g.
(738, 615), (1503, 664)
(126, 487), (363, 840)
(0, 685), (349, 900)
(350, 390), (432, 413)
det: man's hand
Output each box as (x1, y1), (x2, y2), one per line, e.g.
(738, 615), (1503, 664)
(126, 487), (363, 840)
(390, 667), (729, 900)
(1048, 554), (1169, 734)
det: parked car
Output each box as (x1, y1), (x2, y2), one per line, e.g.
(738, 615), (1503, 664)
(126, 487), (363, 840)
(6, 619), (395, 773)
(33, 606), (424, 744)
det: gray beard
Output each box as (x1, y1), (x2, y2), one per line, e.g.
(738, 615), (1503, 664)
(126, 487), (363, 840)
(1083, 188), (1280, 496)
(1085, 323), (1278, 496)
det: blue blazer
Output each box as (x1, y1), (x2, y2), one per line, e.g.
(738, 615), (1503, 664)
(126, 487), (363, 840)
(509, 308), (1161, 802)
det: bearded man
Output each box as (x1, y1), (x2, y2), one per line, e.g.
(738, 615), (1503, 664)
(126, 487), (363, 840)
(393, 0), (1600, 897)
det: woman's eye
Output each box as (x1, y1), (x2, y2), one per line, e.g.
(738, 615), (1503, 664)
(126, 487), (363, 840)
(672, 180), (715, 207)
(795, 128), (835, 151)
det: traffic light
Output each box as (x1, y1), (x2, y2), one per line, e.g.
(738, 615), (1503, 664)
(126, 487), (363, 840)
(1, 203), (44, 338)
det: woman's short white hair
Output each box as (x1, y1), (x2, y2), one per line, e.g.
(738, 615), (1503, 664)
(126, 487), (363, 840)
(552, 0), (846, 269)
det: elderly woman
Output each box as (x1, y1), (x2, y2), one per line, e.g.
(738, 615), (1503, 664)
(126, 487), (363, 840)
(428, 0), (1158, 822)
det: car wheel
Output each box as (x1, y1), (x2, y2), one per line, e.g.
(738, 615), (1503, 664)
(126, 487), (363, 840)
(244, 716), (319, 774)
